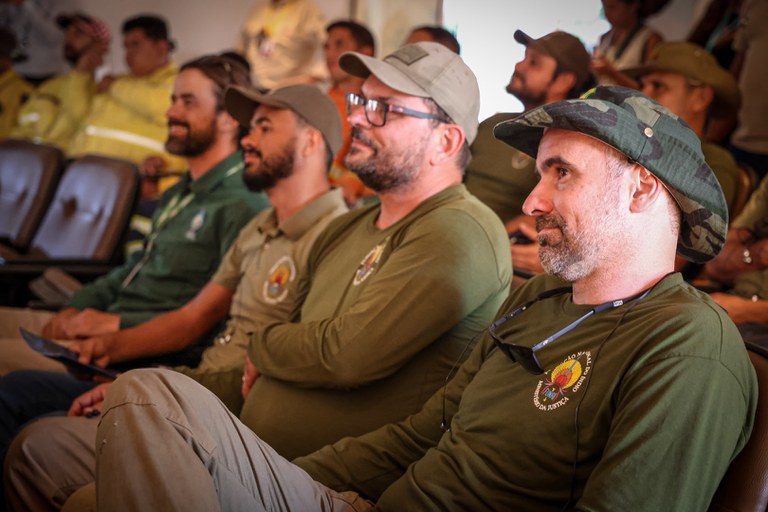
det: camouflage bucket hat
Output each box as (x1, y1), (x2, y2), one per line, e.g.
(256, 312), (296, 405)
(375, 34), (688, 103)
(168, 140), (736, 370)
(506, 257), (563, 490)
(493, 85), (728, 263)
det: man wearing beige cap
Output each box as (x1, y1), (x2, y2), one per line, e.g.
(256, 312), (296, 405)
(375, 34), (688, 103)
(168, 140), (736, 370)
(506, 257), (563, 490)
(626, 41), (742, 216)
(23, 42), (513, 510)
(465, 29), (595, 277)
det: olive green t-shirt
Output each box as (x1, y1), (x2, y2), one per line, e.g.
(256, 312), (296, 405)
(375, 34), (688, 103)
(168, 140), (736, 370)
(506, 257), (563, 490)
(243, 184), (512, 459)
(297, 273), (757, 511)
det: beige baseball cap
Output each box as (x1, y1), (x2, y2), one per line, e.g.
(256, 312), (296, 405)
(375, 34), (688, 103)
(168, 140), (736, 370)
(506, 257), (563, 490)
(339, 41), (480, 143)
(224, 84), (343, 156)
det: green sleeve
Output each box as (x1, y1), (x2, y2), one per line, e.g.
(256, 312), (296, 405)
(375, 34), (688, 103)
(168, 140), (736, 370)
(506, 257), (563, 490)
(734, 173), (768, 232)
(248, 211), (509, 389)
(293, 332), (494, 500)
(575, 355), (755, 511)
(66, 249), (144, 312)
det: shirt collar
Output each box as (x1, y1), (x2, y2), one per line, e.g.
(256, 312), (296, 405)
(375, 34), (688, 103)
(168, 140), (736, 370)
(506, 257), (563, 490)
(188, 151), (244, 194)
(260, 188), (346, 240)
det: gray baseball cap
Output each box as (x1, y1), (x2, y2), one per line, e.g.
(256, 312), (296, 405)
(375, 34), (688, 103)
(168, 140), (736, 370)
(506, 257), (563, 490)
(224, 84), (343, 156)
(339, 41), (480, 143)
(494, 85), (728, 263)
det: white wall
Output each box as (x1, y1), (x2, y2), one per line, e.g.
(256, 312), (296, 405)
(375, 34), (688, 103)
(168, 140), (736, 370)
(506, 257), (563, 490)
(74, 1), (350, 74)
(444, 0), (703, 120)
(72, 0), (703, 120)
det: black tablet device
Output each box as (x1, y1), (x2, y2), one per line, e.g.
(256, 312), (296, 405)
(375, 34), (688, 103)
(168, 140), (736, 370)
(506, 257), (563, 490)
(19, 328), (119, 379)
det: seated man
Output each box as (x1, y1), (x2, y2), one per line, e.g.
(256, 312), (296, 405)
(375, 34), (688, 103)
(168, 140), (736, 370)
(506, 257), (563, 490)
(2, 83), (348, 511)
(464, 30), (594, 280)
(89, 86), (755, 511)
(706, 172), (768, 327)
(66, 14), (187, 192)
(0, 28), (33, 138)
(5, 42), (512, 509)
(404, 25), (460, 54)
(0, 54), (267, 375)
(11, 11), (111, 148)
(323, 19), (376, 206)
(627, 41), (742, 216)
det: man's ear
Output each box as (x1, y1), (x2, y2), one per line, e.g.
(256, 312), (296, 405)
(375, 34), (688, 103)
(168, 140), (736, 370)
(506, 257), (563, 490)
(689, 84), (715, 114)
(549, 71), (577, 98)
(430, 124), (465, 166)
(630, 165), (664, 212)
(217, 111), (241, 139)
(299, 126), (325, 159)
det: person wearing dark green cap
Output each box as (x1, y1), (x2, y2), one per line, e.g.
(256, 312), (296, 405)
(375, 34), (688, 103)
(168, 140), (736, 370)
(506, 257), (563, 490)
(85, 86), (755, 512)
(625, 41), (742, 217)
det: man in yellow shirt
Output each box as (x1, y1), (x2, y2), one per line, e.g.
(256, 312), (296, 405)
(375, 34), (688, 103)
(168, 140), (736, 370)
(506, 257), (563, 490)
(66, 15), (186, 187)
(0, 27), (33, 138)
(11, 12), (110, 148)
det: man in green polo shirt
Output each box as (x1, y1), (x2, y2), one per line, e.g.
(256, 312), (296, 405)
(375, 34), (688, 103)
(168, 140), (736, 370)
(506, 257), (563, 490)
(0, 55), (268, 375)
(90, 87), (755, 511)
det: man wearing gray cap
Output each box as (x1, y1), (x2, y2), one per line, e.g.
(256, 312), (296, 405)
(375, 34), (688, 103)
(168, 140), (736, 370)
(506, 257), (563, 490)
(465, 29), (595, 276)
(73, 41), (511, 509)
(86, 86), (755, 511)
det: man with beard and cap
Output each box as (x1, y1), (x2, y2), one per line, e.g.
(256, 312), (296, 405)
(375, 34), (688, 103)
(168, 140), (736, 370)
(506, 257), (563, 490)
(2, 83), (348, 512)
(464, 29), (595, 279)
(0, 54), (267, 376)
(625, 41), (742, 217)
(86, 86), (754, 512)
(52, 41), (513, 509)
(11, 11), (111, 148)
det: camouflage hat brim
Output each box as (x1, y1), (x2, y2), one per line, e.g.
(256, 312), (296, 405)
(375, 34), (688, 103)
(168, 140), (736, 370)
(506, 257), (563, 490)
(493, 86), (728, 263)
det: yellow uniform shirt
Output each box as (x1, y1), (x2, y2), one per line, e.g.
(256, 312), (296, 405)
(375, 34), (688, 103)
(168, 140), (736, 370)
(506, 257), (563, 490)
(0, 68), (34, 139)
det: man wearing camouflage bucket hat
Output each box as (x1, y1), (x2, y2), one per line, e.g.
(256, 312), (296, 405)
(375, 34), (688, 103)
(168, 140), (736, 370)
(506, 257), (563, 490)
(625, 41), (743, 216)
(80, 86), (754, 510)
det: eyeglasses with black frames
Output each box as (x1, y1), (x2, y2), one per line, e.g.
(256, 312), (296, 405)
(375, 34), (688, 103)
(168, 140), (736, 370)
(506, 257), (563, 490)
(345, 92), (451, 127)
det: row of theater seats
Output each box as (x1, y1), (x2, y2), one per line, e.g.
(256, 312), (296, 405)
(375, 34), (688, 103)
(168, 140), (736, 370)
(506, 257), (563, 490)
(0, 138), (140, 306)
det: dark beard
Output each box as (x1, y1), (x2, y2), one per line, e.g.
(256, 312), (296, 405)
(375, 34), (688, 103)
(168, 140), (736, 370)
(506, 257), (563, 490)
(241, 146), (295, 192)
(345, 127), (419, 193)
(165, 119), (217, 157)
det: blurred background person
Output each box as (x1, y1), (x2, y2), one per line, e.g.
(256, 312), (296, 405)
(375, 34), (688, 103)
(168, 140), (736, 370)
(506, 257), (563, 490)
(592, 0), (665, 87)
(323, 19), (375, 206)
(11, 12), (111, 149)
(0, 27), (32, 138)
(237, 0), (328, 90)
(404, 24), (460, 54)
(0, 0), (75, 85)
